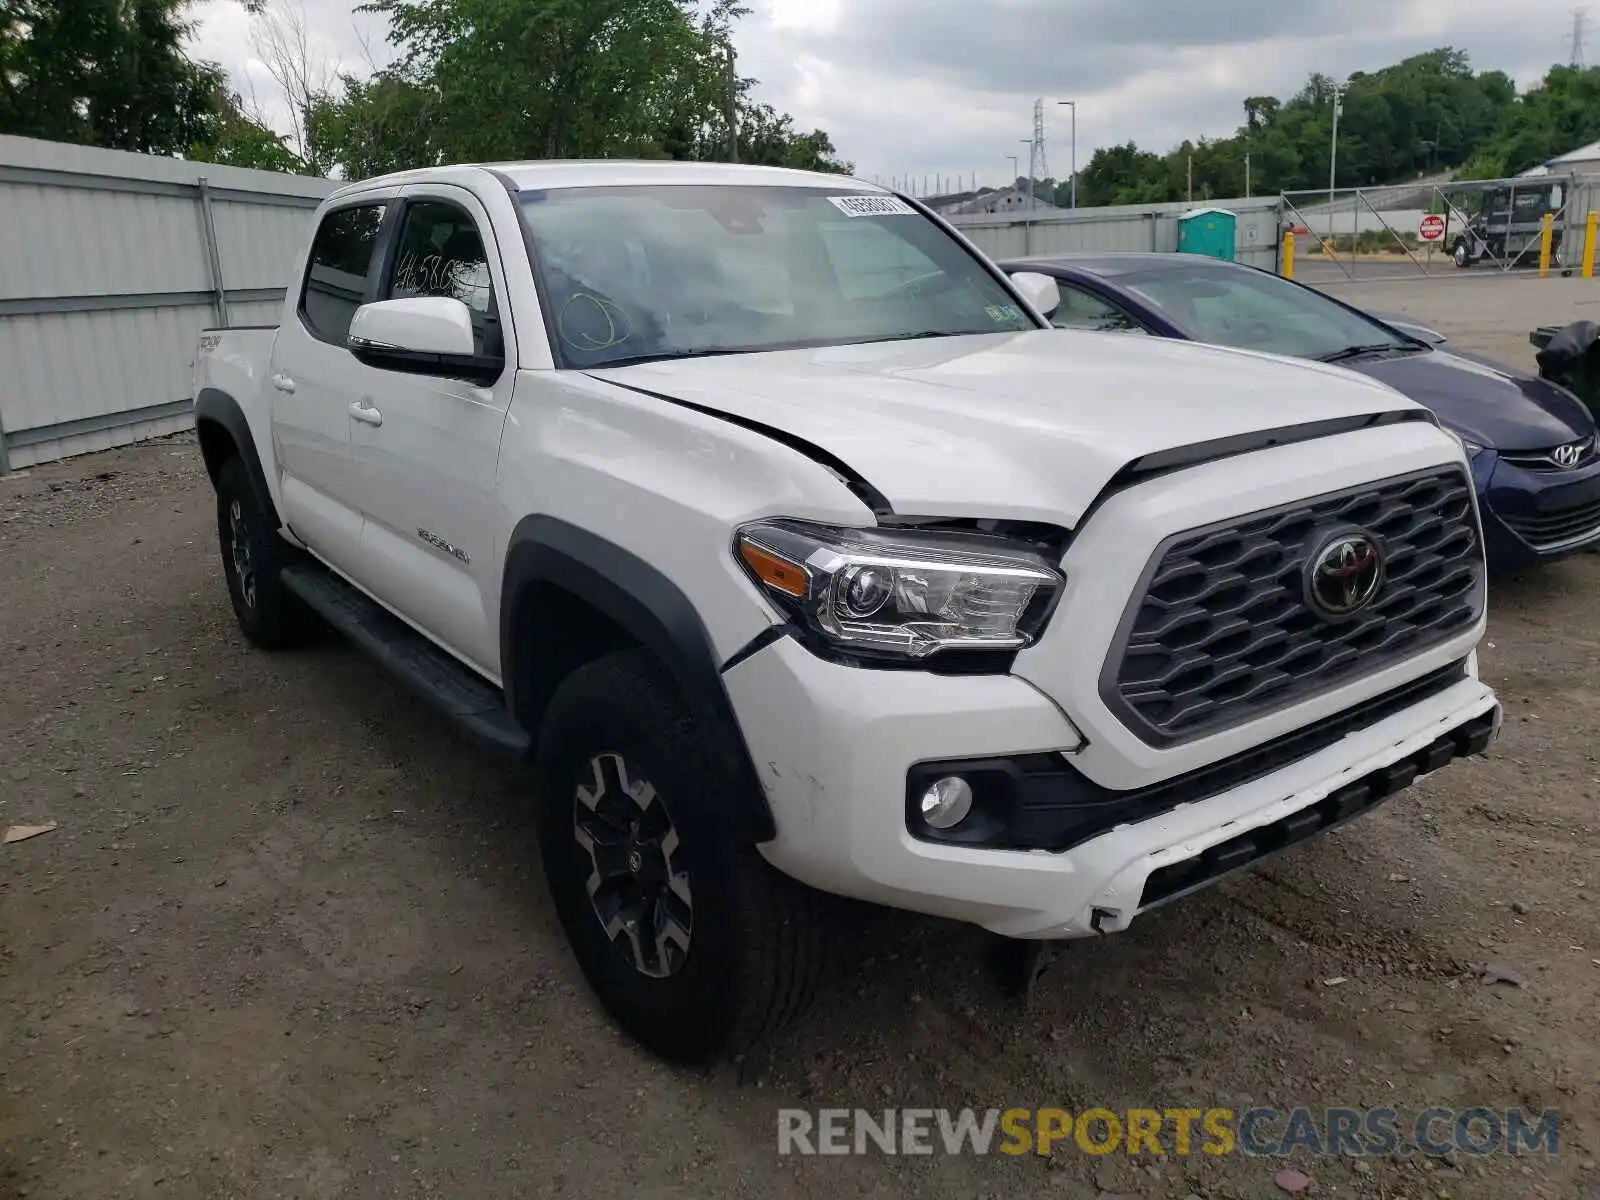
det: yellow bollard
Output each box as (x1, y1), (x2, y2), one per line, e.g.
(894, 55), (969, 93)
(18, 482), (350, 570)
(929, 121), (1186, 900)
(1539, 213), (1554, 277)
(1282, 230), (1295, 280)
(1584, 211), (1597, 280)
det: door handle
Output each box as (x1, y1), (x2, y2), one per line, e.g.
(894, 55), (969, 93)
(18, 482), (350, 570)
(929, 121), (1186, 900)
(349, 400), (383, 427)
(270, 372), (296, 394)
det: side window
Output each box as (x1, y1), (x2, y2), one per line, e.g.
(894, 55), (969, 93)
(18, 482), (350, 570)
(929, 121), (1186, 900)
(300, 204), (385, 346)
(386, 200), (500, 357)
(1051, 284), (1144, 333)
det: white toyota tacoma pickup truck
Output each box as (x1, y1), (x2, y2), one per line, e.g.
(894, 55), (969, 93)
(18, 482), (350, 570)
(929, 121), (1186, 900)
(192, 160), (1500, 1063)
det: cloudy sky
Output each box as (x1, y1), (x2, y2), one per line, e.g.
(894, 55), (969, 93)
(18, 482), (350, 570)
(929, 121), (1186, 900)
(192, 0), (1586, 190)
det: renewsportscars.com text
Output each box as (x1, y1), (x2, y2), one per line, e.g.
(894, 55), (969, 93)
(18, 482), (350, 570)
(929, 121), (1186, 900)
(776, 1107), (1560, 1158)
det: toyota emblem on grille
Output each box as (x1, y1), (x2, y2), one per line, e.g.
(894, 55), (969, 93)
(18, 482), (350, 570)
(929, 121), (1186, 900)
(1552, 440), (1586, 468)
(1305, 531), (1386, 620)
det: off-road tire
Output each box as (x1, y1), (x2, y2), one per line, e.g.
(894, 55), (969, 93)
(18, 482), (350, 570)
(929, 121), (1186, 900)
(535, 648), (826, 1064)
(214, 457), (317, 649)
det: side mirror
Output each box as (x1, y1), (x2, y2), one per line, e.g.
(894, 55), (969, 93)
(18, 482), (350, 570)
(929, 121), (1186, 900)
(348, 296), (502, 385)
(1007, 270), (1061, 318)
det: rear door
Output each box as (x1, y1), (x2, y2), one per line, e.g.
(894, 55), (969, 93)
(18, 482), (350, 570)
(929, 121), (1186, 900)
(269, 194), (396, 568)
(344, 185), (517, 678)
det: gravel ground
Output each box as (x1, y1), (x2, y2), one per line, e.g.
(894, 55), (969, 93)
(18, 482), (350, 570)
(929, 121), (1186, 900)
(1, 309), (1598, 1199)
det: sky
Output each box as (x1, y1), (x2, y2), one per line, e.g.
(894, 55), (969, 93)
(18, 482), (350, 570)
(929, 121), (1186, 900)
(191, 0), (1590, 192)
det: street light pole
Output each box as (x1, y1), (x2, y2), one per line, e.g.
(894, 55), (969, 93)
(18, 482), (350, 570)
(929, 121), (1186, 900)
(1020, 138), (1035, 209)
(1057, 100), (1076, 209)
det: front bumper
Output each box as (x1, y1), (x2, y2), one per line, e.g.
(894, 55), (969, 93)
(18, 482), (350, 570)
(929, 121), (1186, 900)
(1478, 451), (1600, 569)
(727, 636), (1499, 940)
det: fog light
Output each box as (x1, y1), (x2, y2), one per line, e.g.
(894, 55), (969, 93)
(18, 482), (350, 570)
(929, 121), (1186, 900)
(920, 776), (974, 830)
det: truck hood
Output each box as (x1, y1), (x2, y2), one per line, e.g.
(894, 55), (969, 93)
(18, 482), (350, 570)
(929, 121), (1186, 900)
(588, 329), (1425, 525)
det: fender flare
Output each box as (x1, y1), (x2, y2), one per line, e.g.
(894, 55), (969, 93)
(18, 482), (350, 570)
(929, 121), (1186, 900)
(194, 388), (279, 527)
(500, 515), (777, 843)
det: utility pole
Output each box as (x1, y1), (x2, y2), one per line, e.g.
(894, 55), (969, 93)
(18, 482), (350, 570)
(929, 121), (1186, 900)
(1569, 7), (1590, 66)
(1245, 152), (1251, 199)
(1329, 82), (1343, 207)
(725, 40), (738, 162)
(1187, 154), (1193, 203)
(1057, 100), (1077, 209)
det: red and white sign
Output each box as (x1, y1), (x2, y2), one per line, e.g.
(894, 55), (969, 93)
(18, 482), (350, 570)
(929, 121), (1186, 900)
(1419, 214), (1446, 242)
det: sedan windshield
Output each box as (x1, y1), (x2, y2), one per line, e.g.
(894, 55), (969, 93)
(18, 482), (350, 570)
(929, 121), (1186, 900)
(1120, 264), (1418, 361)
(516, 185), (1037, 368)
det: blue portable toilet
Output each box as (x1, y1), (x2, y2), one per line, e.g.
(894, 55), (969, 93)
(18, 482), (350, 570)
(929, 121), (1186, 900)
(1176, 207), (1237, 261)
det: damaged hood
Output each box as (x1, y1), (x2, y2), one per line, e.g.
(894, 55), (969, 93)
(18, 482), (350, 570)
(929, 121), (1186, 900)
(588, 329), (1427, 525)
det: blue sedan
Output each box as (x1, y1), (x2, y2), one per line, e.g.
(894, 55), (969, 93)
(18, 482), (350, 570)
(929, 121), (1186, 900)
(999, 252), (1600, 573)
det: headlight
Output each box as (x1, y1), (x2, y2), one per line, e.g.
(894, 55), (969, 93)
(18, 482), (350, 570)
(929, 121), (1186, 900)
(1445, 428), (1485, 458)
(734, 520), (1063, 660)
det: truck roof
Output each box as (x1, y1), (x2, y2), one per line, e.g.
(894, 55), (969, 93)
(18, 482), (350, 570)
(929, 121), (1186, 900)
(327, 159), (881, 202)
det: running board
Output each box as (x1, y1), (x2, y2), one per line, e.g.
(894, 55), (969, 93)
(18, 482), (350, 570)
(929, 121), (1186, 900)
(280, 562), (530, 761)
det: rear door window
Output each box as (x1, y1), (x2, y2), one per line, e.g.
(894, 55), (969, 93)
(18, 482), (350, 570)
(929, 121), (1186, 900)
(299, 204), (386, 346)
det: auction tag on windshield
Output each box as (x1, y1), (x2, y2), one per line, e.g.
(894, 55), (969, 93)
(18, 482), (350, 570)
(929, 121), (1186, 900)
(828, 194), (916, 217)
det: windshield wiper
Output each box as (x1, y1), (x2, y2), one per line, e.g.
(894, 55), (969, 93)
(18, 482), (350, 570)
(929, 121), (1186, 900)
(1317, 342), (1423, 363)
(590, 347), (752, 369)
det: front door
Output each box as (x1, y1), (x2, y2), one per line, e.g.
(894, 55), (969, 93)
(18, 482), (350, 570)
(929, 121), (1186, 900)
(270, 198), (392, 568)
(345, 186), (517, 679)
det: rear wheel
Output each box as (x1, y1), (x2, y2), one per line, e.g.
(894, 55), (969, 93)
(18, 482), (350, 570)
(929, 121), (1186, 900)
(535, 648), (826, 1064)
(214, 457), (317, 649)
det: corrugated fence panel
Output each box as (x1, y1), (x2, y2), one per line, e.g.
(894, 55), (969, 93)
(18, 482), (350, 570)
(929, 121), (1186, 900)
(213, 199), (320, 293)
(0, 305), (206, 435)
(0, 134), (338, 471)
(0, 184), (214, 300)
(228, 299), (287, 328)
(950, 195), (1284, 270)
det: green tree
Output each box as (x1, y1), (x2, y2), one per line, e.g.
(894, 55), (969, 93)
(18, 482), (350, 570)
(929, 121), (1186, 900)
(188, 87), (305, 172)
(0, 0), (224, 154)
(1056, 47), (1528, 205)
(305, 0), (847, 179)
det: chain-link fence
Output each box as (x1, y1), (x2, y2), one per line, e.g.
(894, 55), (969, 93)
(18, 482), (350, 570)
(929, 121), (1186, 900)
(1278, 175), (1600, 280)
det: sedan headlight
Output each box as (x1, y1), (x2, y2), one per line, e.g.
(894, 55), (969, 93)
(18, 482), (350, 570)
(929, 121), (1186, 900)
(735, 520), (1063, 660)
(1445, 428), (1485, 458)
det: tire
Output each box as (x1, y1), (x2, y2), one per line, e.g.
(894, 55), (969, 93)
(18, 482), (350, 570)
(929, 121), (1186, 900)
(214, 456), (317, 649)
(534, 648), (826, 1064)
(1453, 239), (1471, 268)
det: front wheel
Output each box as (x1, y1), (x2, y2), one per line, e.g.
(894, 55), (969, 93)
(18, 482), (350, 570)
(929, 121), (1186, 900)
(535, 649), (827, 1064)
(1453, 239), (1471, 268)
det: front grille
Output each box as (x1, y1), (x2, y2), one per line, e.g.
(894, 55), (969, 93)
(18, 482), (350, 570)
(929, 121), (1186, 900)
(1501, 497), (1600, 550)
(1104, 468), (1484, 745)
(1499, 435), (1597, 472)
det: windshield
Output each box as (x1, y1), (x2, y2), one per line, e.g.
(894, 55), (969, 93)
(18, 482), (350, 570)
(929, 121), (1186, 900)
(1120, 264), (1413, 360)
(516, 185), (1038, 368)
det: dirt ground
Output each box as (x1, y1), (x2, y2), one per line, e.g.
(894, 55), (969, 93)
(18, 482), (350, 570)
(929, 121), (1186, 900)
(2, 300), (1598, 1199)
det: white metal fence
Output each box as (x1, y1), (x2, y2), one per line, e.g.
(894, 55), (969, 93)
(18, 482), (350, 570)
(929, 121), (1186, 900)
(948, 195), (1284, 268)
(0, 135), (335, 472)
